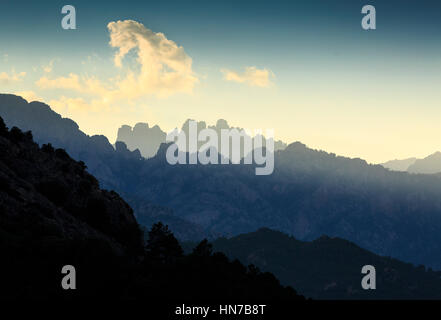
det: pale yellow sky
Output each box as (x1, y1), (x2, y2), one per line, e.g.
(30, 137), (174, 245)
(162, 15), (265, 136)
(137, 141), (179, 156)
(2, 19), (440, 165)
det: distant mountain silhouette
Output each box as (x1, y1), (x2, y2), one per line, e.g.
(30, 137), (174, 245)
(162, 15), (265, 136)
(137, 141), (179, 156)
(381, 158), (417, 172)
(382, 152), (441, 174)
(117, 122), (166, 158)
(117, 118), (287, 159)
(3, 94), (441, 270)
(188, 228), (441, 299)
(408, 152), (441, 174)
(0, 116), (304, 301)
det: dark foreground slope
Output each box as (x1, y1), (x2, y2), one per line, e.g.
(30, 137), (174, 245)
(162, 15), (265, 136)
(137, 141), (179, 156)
(0, 94), (209, 241)
(0, 117), (303, 301)
(205, 228), (441, 300)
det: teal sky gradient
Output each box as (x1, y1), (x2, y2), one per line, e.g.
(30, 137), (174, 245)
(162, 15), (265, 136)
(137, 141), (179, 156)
(1, 0), (441, 163)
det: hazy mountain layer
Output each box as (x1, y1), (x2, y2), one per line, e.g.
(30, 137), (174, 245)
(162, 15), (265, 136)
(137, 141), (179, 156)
(117, 118), (287, 159)
(135, 142), (441, 269)
(3, 94), (441, 270)
(382, 153), (441, 174)
(0, 116), (304, 301)
(381, 158), (417, 172)
(408, 152), (441, 174)
(117, 122), (166, 158)
(202, 228), (441, 299)
(0, 94), (207, 240)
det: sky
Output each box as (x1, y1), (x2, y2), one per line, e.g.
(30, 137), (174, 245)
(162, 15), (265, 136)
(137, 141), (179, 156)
(0, 0), (440, 163)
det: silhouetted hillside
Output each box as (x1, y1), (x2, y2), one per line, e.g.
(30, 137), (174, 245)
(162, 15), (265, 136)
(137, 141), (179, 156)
(0, 94), (142, 190)
(0, 118), (142, 252)
(0, 116), (304, 301)
(3, 94), (441, 270)
(0, 94), (205, 240)
(195, 228), (441, 299)
(134, 142), (441, 269)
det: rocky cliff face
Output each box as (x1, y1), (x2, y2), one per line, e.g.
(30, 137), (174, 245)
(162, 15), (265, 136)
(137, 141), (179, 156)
(0, 116), (302, 301)
(0, 94), (211, 241)
(0, 116), (143, 254)
(0, 94), (143, 192)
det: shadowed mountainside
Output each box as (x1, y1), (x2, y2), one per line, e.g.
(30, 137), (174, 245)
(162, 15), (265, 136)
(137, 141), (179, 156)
(0, 119), (142, 253)
(0, 116), (304, 301)
(0, 94), (208, 241)
(186, 228), (441, 299)
(133, 141), (441, 269)
(2, 94), (441, 270)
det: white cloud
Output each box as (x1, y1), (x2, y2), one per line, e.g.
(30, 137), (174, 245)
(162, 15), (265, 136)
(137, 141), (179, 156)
(37, 73), (83, 91)
(221, 66), (274, 87)
(49, 96), (107, 115)
(30, 20), (199, 140)
(0, 71), (26, 85)
(36, 20), (198, 101)
(107, 19), (199, 98)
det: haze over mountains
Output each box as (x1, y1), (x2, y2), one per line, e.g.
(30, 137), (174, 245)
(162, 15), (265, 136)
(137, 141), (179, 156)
(185, 228), (441, 299)
(117, 119), (287, 159)
(2, 94), (441, 271)
(0, 117), (303, 300)
(2, 112), (441, 300)
(381, 158), (418, 172)
(117, 123), (166, 158)
(381, 153), (441, 174)
(408, 152), (441, 174)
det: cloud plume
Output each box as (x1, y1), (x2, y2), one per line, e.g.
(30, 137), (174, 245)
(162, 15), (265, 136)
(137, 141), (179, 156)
(107, 20), (198, 98)
(36, 20), (198, 101)
(221, 66), (274, 87)
(0, 71), (26, 85)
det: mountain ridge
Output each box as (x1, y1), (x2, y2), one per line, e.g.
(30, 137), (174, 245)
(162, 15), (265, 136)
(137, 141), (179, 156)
(199, 228), (441, 299)
(381, 152), (441, 174)
(3, 94), (441, 270)
(117, 118), (288, 159)
(0, 115), (304, 301)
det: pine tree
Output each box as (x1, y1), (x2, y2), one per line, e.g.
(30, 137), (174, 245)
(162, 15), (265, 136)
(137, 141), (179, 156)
(146, 222), (183, 262)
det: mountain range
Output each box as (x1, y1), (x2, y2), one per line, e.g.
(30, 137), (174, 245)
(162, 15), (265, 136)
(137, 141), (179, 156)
(0, 94), (208, 239)
(2, 112), (441, 299)
(381, 153), (441, 174)
(381, 158), (418, 172)
(0, 115), (304, 301)
(185, 228), (441, 299)
(2, 94), (441, 270)
(116, 118), (287, 159)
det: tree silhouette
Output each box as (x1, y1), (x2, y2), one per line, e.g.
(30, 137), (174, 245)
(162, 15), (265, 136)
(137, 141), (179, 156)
(191, 239), (213, 257)
(146, 222), (183, 262)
